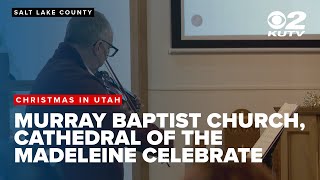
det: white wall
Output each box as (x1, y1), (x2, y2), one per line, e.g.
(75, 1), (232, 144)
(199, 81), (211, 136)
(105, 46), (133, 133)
(147, 0), (320, 179)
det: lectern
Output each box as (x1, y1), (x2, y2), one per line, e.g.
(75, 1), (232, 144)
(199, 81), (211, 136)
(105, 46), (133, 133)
(274, 107), (320, 180)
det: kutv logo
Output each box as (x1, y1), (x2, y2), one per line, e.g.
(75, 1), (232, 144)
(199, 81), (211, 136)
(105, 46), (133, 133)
(267, 11), (306, 37)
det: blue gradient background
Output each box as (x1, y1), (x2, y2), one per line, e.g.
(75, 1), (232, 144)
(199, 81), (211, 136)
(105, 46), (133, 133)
(0, 0), (131, 90)
(0, 1), (132, 180)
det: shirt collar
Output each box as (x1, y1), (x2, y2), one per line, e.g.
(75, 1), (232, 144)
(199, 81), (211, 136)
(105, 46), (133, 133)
(53, 42), (99, 77)
(84, 62), (95, 76)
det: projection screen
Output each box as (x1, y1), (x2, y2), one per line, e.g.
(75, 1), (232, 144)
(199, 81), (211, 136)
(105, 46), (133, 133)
(171, 0), (320, 49)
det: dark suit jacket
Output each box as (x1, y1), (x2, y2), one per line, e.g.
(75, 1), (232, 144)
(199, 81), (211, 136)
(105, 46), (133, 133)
(25, 42), (169, 180)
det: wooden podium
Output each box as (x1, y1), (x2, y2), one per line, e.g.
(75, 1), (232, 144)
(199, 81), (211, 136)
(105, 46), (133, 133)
(273, 107), (320, 180)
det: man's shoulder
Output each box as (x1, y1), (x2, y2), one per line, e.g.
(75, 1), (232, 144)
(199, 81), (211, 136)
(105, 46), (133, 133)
(31, 57), (106, 94)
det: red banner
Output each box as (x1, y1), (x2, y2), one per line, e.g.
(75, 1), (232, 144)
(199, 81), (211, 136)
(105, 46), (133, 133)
(13, 94), (122, 106)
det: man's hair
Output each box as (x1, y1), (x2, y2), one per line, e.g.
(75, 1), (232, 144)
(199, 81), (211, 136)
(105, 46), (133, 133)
(64, 11), (112, 47)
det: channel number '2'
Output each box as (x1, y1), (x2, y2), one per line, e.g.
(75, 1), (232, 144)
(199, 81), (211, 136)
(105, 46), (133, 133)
(268, 11), (306, 30)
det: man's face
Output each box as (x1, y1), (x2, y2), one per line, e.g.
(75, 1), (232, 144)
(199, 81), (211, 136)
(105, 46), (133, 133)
(93, 30), (113, 68)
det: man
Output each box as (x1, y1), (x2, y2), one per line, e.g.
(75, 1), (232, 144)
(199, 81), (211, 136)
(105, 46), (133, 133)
(25, 11), (172, 180)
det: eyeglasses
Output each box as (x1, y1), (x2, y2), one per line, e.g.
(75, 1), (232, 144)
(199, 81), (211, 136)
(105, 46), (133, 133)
(94, 40), (119, 57)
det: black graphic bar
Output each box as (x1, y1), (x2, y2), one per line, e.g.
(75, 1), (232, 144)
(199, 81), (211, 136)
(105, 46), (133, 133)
(12, 8), (95, 17)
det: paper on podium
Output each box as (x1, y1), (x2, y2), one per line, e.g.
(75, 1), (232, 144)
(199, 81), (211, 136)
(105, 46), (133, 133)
(247, 103), (299, 159)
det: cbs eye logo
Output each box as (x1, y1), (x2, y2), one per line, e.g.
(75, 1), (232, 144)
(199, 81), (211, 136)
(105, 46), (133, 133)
(267, 11), (306, 37)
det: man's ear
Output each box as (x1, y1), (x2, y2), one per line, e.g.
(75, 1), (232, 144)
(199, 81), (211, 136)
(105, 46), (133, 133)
(93, 41), (101, 55)
(95, 41), (101, 51)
